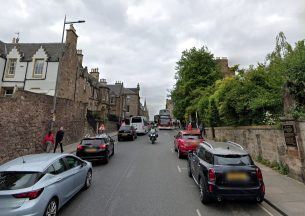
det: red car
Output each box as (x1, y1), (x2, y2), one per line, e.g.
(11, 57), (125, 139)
(174, 129), (204, 158)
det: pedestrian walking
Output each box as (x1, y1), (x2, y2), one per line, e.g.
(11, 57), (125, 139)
(187, 122), (192, 131)
(42, 131), (54, 153)
(54, 127), (64, 153)
(199, 122), (204, 137)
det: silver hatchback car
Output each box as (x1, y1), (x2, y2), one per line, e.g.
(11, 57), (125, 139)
(0, 153), (92, 216)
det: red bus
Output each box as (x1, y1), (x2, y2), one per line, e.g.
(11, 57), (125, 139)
(158, 115), (174, 130)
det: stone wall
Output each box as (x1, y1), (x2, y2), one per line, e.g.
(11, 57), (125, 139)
(205, 125), (304, 182)
(0, 90), (87, 164)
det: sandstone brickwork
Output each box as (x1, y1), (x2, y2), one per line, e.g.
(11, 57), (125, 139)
(205, 125), (304, 182)
(0, 90), (87, 164)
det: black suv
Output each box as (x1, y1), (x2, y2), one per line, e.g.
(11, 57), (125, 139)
(188, 140), (265, 204)
(76, 134), (115, 163)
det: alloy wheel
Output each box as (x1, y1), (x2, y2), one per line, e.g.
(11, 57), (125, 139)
(45, 200), (57, 216)
(86, 171), (92, 188)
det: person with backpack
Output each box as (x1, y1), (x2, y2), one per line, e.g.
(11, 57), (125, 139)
(53, 127), (65, 153)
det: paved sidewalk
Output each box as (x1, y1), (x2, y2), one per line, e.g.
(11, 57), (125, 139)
(256, 161), (305, 216)
(54, 131), (118, 154)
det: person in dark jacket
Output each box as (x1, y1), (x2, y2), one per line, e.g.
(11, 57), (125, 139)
(54, 127), (64, 153)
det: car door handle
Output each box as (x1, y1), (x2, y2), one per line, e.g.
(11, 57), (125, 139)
(55, 178), (62, 182)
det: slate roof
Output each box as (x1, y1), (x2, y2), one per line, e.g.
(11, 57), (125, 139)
(0, 41), (5, 57)
(124, 88), (137, 94)
(108, 84), (123, 97)
(0, 41), (65, 61)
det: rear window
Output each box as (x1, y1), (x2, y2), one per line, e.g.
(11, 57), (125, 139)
(81, 139), (106, 145)
(182, 134), (201, 139)
(214, 155), (253, 166)
(120, 126), (131, 131)
(131, 117), (142, 123)
(0, 172), (42, 190)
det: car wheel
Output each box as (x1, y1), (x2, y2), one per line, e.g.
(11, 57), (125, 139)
(44, 198), (58, 216)
(177, 148), (182, 159)
(199, 178), (211, 204)
(104, 152), (109, 164)
(111, 144), (114, 156)
(187, 161), (192, 178)
(83, 170), (92, 190)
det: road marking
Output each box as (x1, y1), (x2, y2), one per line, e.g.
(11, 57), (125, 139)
(259, 204), (274, 216)
(171, 148), (174, 153)
(177, 165), (182, 173)
(196, 209), (202, 216)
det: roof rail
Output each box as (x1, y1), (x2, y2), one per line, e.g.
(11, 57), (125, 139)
(202, 141), (214, 149)
(227, 141), (244, 150)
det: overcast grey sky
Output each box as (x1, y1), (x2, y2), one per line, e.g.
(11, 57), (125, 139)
(0, 0), (304, 119)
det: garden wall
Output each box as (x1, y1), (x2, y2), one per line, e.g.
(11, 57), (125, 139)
(205, 125), (304, 182)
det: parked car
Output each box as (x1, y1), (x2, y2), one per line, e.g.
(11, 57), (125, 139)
(174, 129), (203, 158)
(187, 141), (265, 204)
(118, 125), (137, 141)
(130, 116), (148, 134)
(76, 134), (115, 163)
(0, 153), (92, 216)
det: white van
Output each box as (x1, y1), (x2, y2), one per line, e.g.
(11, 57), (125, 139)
(130, 116), (148, 134)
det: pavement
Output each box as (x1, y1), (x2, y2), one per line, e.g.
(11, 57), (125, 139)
(256, 161), (305, 216)
(56, 130), (278, 216)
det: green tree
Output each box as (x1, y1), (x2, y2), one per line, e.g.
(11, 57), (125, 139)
(171, 46), (222, 123)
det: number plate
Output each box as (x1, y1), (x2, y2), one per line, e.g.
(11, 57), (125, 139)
(85, 148), (97, 153)
(226, 172), (248, 181)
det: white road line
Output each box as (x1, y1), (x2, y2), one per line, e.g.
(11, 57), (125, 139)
(196, 209), (202, 216)
(259, 204), (274, 216)
(177, 165), (182, 173)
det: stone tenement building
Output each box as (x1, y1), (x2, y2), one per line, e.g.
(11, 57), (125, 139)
(215, 57), (234, 78)
(124, 83), (141, 117)
(166, 98), (174, 118)
(0, 24), (110, 120)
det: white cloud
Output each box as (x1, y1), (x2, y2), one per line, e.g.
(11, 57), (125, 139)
(0, 0), (304, 119)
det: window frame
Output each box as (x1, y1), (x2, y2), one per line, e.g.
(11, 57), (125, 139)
(63, 156), (82, 170)
(50, 158), (67, 175)
(33, 58), (45, 78)
(6, 58), (17, 77)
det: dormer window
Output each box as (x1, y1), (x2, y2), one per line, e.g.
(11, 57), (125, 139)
(6, 58), (17, 77)
(33, 59), (44, 77)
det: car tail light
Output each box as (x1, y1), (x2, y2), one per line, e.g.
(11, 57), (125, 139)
(261, 184), (265, 193)
(77, 144), (84, 151)
(13, 188), (44, 200)
(256, 168), (263, 182)
(208, 168), (216, 182)
(209, 185), (213, 192)
(99, 144), (107, 149)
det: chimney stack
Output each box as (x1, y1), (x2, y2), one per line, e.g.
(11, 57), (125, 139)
(65, 24), (78, 48)
(12, 37), (16, 43)
(77, 49), (83, 66)
(90, 68), (100, 80)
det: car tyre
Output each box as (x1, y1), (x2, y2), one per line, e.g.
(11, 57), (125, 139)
(44, 198), (58, 216)
(104, 152), (109, 164)
(177, 148), (182, 159)
(187, 161), (192, 178)
(83, 169), (92, 190)
(199, 178), (211, 205)
(110, 144), (114, 156)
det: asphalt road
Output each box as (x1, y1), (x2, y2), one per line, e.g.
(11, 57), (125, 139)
(59, 130), (279, 216)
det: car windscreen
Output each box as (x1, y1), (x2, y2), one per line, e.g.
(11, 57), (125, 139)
(160, 118), (170, 124)
(182, 134), (201, 139)
(120, 126), (131, 131)
(0, 172), (42, 190)
(81, 139), (106, 145)
(214, 155), (253, 166)
(131, 117), (142, 123)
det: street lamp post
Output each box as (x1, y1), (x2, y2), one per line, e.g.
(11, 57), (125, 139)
(51, 15), (85, 129)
